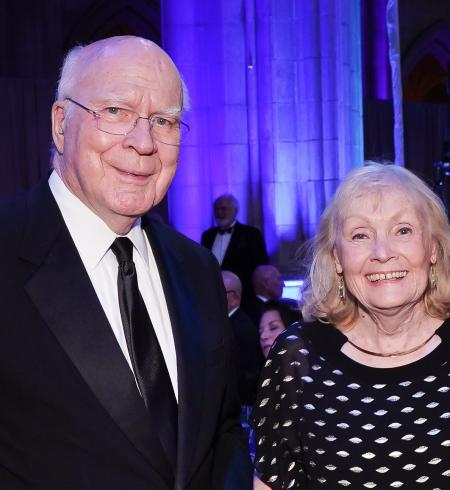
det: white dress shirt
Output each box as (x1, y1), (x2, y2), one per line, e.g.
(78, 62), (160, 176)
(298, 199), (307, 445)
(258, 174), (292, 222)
(211, 220), (236, 265)
(49, 171), (178, 400)
(228, 306), (239, 318)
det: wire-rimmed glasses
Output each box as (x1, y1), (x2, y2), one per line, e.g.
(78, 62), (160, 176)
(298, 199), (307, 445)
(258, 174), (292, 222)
(65, 97), (189, 146)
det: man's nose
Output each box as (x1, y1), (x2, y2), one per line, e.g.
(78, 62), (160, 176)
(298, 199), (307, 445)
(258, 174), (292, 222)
(123, 117), (157, 154)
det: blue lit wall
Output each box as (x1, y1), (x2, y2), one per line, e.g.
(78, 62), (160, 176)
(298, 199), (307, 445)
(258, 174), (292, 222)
(162, 0), (364, 268)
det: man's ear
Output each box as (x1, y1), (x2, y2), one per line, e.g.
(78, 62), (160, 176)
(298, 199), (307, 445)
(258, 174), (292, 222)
(333, 247), (343, 274)
(51, 101), (66, 154)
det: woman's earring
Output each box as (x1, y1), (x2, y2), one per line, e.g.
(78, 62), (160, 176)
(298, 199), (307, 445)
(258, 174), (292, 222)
(337, 274), (346, 302)
(430, 264), (438, 290)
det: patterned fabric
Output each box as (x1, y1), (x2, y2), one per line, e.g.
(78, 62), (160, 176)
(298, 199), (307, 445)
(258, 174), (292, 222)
(252, 320), (450, 489)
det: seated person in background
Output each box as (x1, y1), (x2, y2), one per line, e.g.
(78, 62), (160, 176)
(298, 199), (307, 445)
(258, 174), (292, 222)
(252, 162), (450, 489)
(202, 194), (268, 303)
(221, 271), (263, 407)
(245, 265), (300, 325)
(258, 300), (293, 358)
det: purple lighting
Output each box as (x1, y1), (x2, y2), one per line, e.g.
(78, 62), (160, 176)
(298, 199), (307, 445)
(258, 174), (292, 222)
(362, 0), (391, 100)
(162, 0), (364, 269)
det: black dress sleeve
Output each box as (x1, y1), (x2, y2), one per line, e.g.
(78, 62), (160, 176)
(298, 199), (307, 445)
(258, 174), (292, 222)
(251, 325), (312, 489)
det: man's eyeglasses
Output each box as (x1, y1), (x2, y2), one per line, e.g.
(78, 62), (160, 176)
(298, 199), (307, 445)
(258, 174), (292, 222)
(65, 97), (189, 146)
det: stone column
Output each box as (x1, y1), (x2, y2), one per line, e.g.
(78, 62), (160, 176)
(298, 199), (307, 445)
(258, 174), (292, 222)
(161, 0), (251, 240)
(255, 0), (364, 263)
(162, 0), (364, 269)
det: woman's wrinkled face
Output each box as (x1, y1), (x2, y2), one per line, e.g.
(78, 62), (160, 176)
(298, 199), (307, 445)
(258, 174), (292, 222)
(259, 310), (286, 358)
(333, 188), (436, 316)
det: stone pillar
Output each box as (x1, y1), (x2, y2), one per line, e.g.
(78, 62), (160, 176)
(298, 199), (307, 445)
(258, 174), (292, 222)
(161, 0), (364, 269)
(362, 0), (391, 100)
(255, 0), (364, 263)
(161, 0), (251, 240)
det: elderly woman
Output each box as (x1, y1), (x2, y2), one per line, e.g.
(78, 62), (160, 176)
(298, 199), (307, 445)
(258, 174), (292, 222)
(252, 163), (450, 489)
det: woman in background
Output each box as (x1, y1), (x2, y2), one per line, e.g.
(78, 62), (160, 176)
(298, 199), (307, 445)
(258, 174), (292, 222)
(252, 163), (450, 489)
(258, 300), (294, 358)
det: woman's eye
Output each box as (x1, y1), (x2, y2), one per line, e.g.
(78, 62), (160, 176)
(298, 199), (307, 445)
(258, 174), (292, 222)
(352, 232), (367, 240)
(269, 322), (284, 331)
(397, 226), (412, 235)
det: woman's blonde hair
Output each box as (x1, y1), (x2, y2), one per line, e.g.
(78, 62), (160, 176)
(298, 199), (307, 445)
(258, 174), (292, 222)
(301, 162), (450, 326)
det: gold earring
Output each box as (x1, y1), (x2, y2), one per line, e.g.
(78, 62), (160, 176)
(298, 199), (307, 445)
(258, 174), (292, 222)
(337, 274), (346, 302)
(430, 264), (438, 290)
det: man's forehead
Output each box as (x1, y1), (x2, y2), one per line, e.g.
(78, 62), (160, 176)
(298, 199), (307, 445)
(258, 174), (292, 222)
(74, 50), (181, 110)
(81, 38), (179, 83)
(86, 36), (160, 60)
(268, 271), (281, 280)
(215, 199), (233, 208)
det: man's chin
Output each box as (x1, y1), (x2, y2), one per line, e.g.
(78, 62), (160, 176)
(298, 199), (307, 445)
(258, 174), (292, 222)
(111, 191), (157, 218)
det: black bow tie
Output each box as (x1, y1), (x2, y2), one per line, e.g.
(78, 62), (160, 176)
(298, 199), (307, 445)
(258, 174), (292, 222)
(218, 226), (234, 235)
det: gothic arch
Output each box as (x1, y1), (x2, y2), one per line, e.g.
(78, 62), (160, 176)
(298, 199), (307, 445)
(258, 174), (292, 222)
(63, 0), (161, 51)
(402, 21), (450, 102)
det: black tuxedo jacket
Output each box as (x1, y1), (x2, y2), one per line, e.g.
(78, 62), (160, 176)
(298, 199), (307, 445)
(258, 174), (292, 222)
(201, 222), (268, 300)
(229, 308), (262, 406)
(0, 180), (252, 490)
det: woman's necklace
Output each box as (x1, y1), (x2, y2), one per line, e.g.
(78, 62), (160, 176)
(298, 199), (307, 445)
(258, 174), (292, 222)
(346, 331), (437, 358)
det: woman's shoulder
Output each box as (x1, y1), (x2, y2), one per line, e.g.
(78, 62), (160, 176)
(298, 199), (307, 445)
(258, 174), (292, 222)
(436, 316), (450, 342)
(271, 319), (347, 358)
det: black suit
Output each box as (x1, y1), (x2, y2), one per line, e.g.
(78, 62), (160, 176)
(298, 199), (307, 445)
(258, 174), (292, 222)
(201, 222), (268, 301)
(228, 308), (263, 406)
(0, 180), (252, 490)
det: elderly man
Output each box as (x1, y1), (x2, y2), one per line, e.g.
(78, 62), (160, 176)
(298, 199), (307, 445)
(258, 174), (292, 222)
(201, 194), (268, 303)
(0, 36), (252, 490)
(221, 271), (263, 407)
(245, 265), (300, 326)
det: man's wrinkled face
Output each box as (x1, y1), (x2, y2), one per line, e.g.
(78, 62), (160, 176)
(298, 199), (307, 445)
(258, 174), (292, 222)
(214, 198), (237, 229)
(265, 269), (284, 299)
(52, 39), (182, 232)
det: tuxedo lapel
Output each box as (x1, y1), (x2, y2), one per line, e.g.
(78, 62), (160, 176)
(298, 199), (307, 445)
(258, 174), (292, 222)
(203, 227), (217, 249)
(222, 222), (241, 267)
(143, 220), (207, 489)
(19, 182), (172, 486)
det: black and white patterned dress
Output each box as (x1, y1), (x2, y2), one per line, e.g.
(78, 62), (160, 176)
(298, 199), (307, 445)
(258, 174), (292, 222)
(251, 320), (450, 489)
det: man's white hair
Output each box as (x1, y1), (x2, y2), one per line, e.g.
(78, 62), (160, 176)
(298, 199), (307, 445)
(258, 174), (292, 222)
(55, 36), (190, 110)
(214, 194), (239, 211)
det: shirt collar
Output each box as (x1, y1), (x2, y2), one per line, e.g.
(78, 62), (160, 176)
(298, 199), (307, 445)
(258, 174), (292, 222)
(218, 220), (237, 231)
(228, 306), (239, 317)
(48, 170), (148, 269)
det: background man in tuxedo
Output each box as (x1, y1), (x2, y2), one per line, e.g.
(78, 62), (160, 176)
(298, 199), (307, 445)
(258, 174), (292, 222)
(201, 194), (268, 303)
(221, 271), (262, 407)
(0, 36), (252, 490)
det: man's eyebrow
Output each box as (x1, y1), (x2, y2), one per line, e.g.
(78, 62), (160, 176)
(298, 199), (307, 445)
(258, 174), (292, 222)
(94, 98), (182, 116)
(158, 106), (182, 117)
